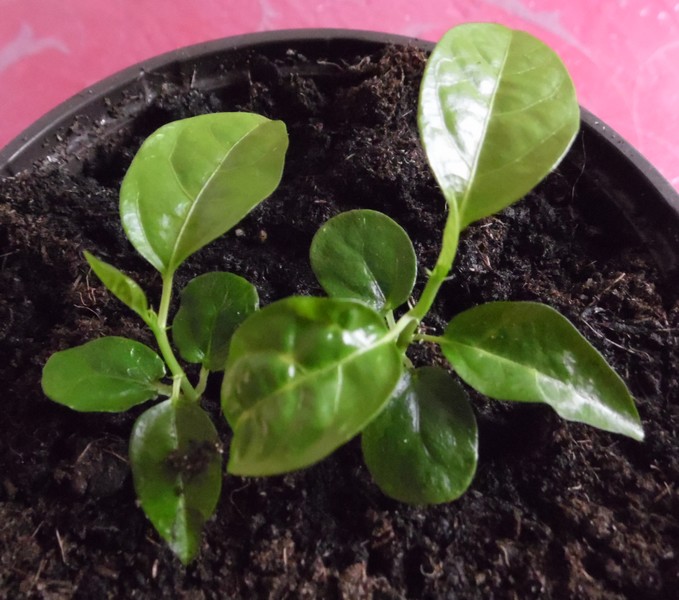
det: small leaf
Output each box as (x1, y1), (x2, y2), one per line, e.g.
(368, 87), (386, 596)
(362, 367), (478, 504)
(310, 209), (417, 312)
(130, 400), (222, 565)
(173, 272), (259, 371)
(84, 251), (151, 323)
(440, 302), (644, 440)
(42, 337), (165, 412)
(419, 23), (579, 229)
(221, 297), (403, 476)
(120, 113), (288, 275)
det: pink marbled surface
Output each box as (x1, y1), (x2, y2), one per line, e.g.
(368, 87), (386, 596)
(1, 0), (678, 187)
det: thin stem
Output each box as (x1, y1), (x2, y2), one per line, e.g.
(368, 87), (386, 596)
(153, 382), (175, 397)
(157, 273), (174, 330)
(406, 207), (460, 323)
(385, 310), (396, 330)
(150, 271), (198, 402)
(170, 375), (183, 407)
(413, 333), (446, 345)
(391, 207), (461, 351)
(195, 367), (210, 398)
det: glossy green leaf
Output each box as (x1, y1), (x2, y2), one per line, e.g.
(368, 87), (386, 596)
(440, 302), (644, 440)
(130, 400), (222, 565)
(362, 367), (478, 504)
(173, 272), (259, 371)
(310, 209), (417, 312)
(42, 337), (165, 412)
(221, 297), (403, 476)
(120, 112), (288, 275)
(419, 23), (579, 229)
(84, 251), (152, 323)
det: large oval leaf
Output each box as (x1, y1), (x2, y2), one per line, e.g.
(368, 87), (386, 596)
(84, 251), (151, 323)
(310, 209), (417, 312)
(440, 301), (644, 440)
(362, 367), (478, 504)
(419, 23), (579, 229)
(130, 400), (222, 565)
(120, 112), (288, 275)
(221, 297), (403, 476)
(173, 272), (259, 371)
(42, 337), (165, 412)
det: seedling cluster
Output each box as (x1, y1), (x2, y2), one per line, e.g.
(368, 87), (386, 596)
(42, 24), (643, 563)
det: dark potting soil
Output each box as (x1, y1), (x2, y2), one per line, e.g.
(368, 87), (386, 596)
(1, 43), (678, 600)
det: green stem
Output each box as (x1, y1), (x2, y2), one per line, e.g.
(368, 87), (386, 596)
(392, 207), (460, 350)
(170, 375), (183, 407)
(153, 382), (175, 397)
(195, 367), (210, 398)
(157, 273), (174, 330)
(150, 271), (198, 403)
(385, 310), (396, 330)
(406, 208), (460, 323)
(413, 333), (446, 345)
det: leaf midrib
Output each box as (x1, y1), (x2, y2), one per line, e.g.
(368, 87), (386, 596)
(167, 121), (266, 272)
(445, 336), (570, 399)
(233, 330), (398, 429)
(457, 33), (513, 222)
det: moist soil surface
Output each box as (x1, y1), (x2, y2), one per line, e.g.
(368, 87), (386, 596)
(1, 44), (678, 599)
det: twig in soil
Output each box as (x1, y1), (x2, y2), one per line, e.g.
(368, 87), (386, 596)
(73, 302), (102, 319)
(580, 318), (649, 359)
(587, 273), (626, 307)
(27, 558), (46, 593)
(75, 440), (95, 464)
(55, 529), (68, 566)
(30, 520), (45, 539)
(419, 560), (443, 579)
(496, 541), (510, 567)
(229, 480), (252, 518)
(103, 448), (129, 464)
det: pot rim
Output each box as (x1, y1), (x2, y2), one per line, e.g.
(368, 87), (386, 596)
(1, 27), (678, 227)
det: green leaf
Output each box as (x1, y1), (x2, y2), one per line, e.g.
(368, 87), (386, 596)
(173, 272), (259, 371)
(310, 209), (417, 312)
(419, 23), (579, 229)
(362, 367), (478, 504)
(221, 297), (403, 476)
(440, 302), (644, 440)
(42, 337), (165, 412)
(84, 251), (151, 323)
(130, 400), (222, 565)
(120, 112), (288, 275)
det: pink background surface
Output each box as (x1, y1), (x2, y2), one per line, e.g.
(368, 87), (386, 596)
(1, 0), (678, 188)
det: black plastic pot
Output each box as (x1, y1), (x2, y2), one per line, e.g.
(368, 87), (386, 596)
(2, 30), (678, 597)
(2, 29), (679, 282)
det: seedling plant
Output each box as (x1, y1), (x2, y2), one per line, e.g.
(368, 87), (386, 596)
(42, 24), (644, 563)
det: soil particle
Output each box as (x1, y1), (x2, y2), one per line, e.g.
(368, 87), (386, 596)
(1, 43), (678, 598)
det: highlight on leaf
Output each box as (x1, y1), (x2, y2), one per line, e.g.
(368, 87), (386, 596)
(310, 209), (417, 312)
(120, 112), (289, 276)
(440, 302), (644, 441)
(362, 367), (478, 504)
(222, 296), (403, 476)
(84, 251), (152, 324)
(130, 400), (222, 565)
(173, 272), (259, 371)
(418, 23), (580, 229)
(42, 337), (166, 412)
